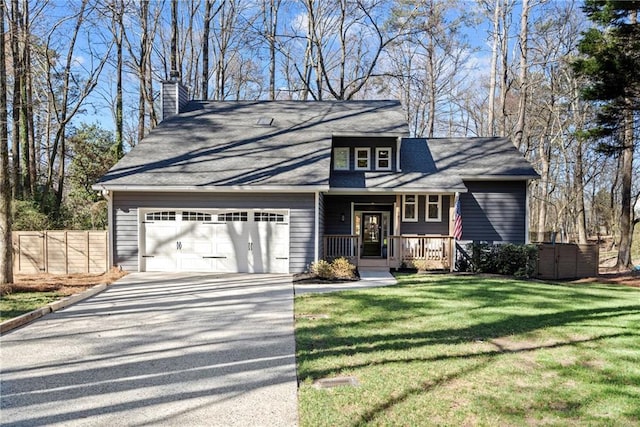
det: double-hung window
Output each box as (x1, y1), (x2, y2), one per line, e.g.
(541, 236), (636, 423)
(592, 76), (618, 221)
(402, 194), (418, 222)
(426, 195), (441, 221)
(333, 147), (349, 170)
(355, 148), (370, 170)
(376, 147), (392, 170)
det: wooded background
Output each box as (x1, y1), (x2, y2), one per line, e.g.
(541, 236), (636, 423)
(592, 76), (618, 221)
(0, 0), (638, 279)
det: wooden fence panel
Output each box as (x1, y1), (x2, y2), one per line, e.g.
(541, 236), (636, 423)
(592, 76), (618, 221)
(537, 243), (598, 280)
(12, 232), (45, 274)
(12, 231), (109, 274)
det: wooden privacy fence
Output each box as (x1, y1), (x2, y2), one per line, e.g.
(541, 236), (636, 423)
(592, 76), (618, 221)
(537, 243), (599, 280)
(12, 231), (109, 274)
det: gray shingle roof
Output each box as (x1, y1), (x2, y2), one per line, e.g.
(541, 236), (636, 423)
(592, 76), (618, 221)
(96, 100), (408, 190)
(95, 100), (538, 193)
(328, 137), (539, 192)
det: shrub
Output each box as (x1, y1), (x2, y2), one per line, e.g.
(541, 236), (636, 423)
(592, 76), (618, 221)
(330, 257), (357, 279)
(467, 242), (538, 278)
(310, 257), (357, 280)
(12, 200), (50, 231)
(311, 259), (334, 279)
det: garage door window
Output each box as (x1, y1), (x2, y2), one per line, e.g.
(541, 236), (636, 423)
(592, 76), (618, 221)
(254, 212), (285, 222)
(182, 212), (212, 221)
(145, 211), (176, 221)
(217, 212), (248, 222)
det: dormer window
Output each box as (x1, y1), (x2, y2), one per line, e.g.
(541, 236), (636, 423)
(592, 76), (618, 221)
(376, 147), (391, 170)
(355, 148), (370, 170)
(334, 147), (349, 170)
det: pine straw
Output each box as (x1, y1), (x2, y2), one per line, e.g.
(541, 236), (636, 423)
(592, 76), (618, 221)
(1, 268), (128, 296)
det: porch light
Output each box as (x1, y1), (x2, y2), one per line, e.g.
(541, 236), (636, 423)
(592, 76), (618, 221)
(340, 213), (345, 222)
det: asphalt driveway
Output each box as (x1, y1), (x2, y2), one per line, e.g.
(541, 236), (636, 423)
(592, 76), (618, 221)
(0, 273), (298, 426)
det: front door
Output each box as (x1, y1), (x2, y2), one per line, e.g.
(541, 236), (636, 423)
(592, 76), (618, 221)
(362, 213), (382, 257)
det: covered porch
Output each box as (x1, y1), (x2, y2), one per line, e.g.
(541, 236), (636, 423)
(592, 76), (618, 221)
(323, 234), (455, 271)
(321, 193), (458, 271)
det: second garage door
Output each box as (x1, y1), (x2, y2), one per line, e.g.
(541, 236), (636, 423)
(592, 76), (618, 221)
(141, 209), (290, 273)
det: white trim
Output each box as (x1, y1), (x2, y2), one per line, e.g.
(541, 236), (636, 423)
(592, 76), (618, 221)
(460, 175), (540, 181)
(333, 147), (350, 171)
(355, 147), (371, 170)
(327, 187), (468, 194)
(314, 192), (320, 263)
(402, 194), (418, 222)
(375, 147), (392, 171)
(525, 180), (531, 244)
(104, 191), (114, 270)
(396, 137), (402, 171)
(93, 184), (329, 193)
(425, 194), (442, 222)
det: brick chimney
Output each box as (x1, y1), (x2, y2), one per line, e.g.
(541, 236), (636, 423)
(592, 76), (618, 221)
(161, 79), (189, 121)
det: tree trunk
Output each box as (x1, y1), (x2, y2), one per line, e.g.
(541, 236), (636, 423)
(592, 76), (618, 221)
(114, 0), (123, 160)
(202, 0), (212, 100)
(10, 0), (21, 198)
(575, 137), (588, 244)
(514, 0), (529, 150)
(487, 0), (500, 136)
(0, 0), (14, 285)
(616, 106), (634, 269)
(170, 0), (179, 78)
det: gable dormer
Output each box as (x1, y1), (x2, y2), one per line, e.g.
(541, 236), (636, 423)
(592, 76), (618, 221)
(331, 136), (401, 172)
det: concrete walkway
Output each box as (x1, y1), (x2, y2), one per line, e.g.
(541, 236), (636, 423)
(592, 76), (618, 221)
(294, 269), (398, 295)
(0, 273), (298, 427)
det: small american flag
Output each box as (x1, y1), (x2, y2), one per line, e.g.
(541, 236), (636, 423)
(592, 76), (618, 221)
(453, 196), (463, 240)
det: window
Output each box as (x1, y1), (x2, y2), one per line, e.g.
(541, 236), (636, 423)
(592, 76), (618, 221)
(426, 195), (441, 222)
(217, 212), (248, 222)
(402, 195), (418, 222)
(376, 147), (392, 170)
(145, 211), (176, 221)
(182, 212), (212, 221)
(333, 147), (349, 170)
(355, 148), (370, 170)
(254, 212), (285, 222)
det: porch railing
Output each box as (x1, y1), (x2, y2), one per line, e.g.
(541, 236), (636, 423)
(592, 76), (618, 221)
(324, 234), (453, 270)
(323, 234), (359, 261)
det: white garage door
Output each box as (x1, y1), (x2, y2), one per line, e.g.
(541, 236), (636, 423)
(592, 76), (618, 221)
(141, 209), (289, 273)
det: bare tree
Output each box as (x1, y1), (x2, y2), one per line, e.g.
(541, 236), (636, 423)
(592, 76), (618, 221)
(1, 0), (13, 285)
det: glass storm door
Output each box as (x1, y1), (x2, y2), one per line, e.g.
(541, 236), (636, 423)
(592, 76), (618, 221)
(362, 213), (382, 257)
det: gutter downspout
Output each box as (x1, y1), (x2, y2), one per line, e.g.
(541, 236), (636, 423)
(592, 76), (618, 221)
(100, 189), (114, 270)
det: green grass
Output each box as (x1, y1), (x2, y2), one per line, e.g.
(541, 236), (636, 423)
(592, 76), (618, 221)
(295, 274), (640, 426)
(0, 292), (61, 322)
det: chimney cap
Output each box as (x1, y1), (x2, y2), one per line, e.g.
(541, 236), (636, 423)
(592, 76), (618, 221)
(169, 70), (180, 81)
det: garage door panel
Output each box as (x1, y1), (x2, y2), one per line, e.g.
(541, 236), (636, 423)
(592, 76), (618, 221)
(141, 209), (290, 273)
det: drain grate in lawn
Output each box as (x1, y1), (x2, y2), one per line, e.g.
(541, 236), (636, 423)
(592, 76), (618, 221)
(313, 376), (360, 389)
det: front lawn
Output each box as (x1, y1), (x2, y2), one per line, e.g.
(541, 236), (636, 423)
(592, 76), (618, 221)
(295, 274), (640, 426)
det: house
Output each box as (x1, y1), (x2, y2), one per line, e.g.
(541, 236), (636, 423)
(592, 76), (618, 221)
(93, 80), (539, 274)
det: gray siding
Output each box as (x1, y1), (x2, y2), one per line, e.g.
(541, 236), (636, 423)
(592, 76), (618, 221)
(161, 81), (189, 121)
(460, 181), (527, 244)
(400, 195), (450, 235)
(112, 191), (315, 273)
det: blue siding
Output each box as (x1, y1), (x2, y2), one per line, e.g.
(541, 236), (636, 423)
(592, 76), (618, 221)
(400, 195), (450, 235)
(460, 181), (527, 244)
(324, 195), (395, 234)
(111, 191), (315, 273)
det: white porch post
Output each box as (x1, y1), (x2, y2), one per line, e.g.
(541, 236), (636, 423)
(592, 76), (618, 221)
(314, 191), (320, 263)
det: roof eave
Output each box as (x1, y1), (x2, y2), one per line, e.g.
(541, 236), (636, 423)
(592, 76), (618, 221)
(460, 174), (540, 181)
(327, 187), (468, 194)
(92, 184), (330, 193)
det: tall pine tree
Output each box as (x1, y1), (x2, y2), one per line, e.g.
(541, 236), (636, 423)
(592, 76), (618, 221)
(574, 0), (639, 270)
